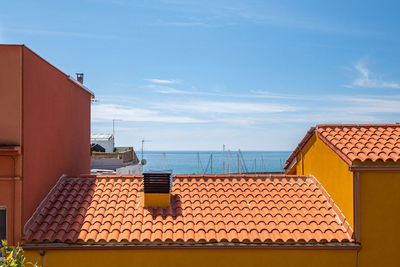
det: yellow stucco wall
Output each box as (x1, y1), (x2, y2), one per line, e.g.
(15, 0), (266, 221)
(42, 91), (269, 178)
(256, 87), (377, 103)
(25, 248), (357, 267)
(294, 133), (354, 227)
(144, 193), (170, 208)
(358, 171), (400, 267)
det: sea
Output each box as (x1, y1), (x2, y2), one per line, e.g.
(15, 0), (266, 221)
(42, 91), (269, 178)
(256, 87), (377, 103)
(141, 151), (291, 174)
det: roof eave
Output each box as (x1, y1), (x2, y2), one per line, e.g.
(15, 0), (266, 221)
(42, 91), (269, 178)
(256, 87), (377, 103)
(22, 242), (361, 250)
(284, 127), (316, 170)
(349, 165), (400, 172)
(68, 76), (95, 97)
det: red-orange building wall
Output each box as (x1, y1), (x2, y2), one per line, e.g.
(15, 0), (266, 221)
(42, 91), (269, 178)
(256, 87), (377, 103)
(0, 45), (92, 244)
(22, 46), (92, 223)
(0, 45), (22, 146)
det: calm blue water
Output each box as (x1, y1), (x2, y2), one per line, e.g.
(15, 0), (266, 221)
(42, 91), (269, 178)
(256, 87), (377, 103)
(142, 151), (291, 174)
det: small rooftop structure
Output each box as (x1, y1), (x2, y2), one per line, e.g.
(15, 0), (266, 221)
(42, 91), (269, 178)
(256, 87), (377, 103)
(91, 133), (114, 153)
(91, 147), (139, 171)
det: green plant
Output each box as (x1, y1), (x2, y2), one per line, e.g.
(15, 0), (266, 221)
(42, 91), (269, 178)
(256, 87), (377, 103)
(0, 241), (39, 267)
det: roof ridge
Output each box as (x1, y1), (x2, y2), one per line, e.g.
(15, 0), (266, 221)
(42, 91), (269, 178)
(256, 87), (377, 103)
(316, 131), (353, 165)
(73, 174), (312, 180)
(309, 176), (354, 240)
(24, 174), (67, 236)
(317, 123), (400, 128)
(284, 127), (316, 169)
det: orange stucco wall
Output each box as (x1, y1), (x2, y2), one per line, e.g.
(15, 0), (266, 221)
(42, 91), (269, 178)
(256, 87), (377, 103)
(1, 45), (92, 245)
(25, 248), (357, 267)
(293, 133), (354, 227)
(0, 45), (23, 245)
(0, 45), (22, 145)
(0, 179), (22, 244)
(21, 46), (92, 223)
(357, 171), (400, 267)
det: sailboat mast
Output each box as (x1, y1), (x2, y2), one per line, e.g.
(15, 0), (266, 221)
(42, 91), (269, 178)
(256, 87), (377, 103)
(210, 153), (213, 174)
(238, 149), (241, 174)
(228, 150), (231, 174)
(222, 144), (226, 174)
(162, 152), (166, 169)
(197, 152), (200, 174)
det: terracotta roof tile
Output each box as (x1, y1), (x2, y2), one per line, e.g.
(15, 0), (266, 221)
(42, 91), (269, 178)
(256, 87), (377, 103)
(285, 124), (400, 169)
(24, 174), (353, 244)
(317, 124), (400, 164)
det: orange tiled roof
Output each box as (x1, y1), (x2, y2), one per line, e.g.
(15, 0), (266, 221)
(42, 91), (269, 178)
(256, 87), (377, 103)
(24, 174), (353, 245)
(285, 124), (400, 169)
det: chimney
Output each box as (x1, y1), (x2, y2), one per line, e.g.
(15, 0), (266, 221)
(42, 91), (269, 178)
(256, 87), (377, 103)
(143, 170), (172, 208)
(76, 73), (84, 84)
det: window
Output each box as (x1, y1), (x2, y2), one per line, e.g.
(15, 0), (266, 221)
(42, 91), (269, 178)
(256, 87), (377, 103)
(0, 208), (5, 241)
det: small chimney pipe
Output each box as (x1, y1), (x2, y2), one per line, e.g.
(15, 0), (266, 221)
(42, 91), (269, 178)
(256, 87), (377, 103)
(76, 73), (84, 84)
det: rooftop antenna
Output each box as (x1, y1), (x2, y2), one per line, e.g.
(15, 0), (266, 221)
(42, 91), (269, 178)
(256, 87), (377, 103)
(112, 119), (122, 138)
(112, 119), (122, 149)
(141, 139), (152, 161)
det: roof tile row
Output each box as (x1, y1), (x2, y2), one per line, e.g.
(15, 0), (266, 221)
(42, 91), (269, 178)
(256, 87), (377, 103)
(24, 175), (353, 244)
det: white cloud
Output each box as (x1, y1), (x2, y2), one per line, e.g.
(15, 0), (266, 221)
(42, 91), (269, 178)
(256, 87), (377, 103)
(339, 97), (400, 113)
(149, 85), (194, 95)
(91, 104), (206, 123)
(152, 86), (296, 100)
(145, 78), (180, 84)
(152, 1), (368, 35)
(155, 101), (297, 114)
(348, 60), (400, 89)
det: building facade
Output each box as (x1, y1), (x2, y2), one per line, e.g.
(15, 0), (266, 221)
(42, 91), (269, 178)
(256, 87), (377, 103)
(0, 45), (93, 245)
(285, 124), (400, 267)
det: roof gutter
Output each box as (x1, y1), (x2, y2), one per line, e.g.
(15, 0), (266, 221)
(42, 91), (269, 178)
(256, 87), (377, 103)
(349, 165), (400, 172)
(22, 242), (361, 251)
(68, 76), (95, 97)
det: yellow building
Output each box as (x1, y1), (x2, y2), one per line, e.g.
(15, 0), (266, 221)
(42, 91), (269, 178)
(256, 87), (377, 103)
(20, 123), (400, 267)
(285, 124), (400, 267)
(23, 173), (357, 267)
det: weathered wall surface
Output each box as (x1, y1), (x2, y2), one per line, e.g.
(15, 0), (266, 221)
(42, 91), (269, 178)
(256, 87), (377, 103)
(0, 45), (22, 145)
(25, 248), (357, 267)
(0, 45), (23, 245)
(22, 46), (91, 223)
(0, 179), (22, 244)
(358, 171), (400, 267)
(295, 133), (354, 227)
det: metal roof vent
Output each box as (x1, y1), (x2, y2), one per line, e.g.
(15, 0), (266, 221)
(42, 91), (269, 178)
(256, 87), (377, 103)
(143, 170), (172, 208)
(143, 170), (172, 193)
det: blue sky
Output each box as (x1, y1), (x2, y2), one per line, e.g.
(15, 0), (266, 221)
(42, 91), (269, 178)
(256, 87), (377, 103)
(2, 0), (400, 150)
